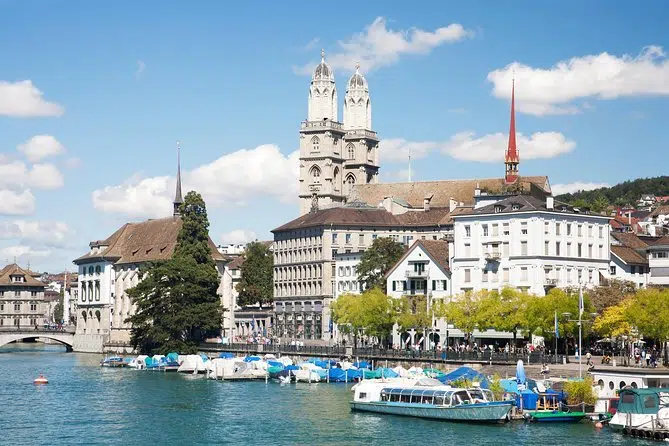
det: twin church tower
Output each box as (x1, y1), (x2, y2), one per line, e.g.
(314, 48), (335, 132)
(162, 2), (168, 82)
(298, 51), (380, 215)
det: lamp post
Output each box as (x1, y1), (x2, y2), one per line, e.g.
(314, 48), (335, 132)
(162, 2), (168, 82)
(562, 311), (598, 379)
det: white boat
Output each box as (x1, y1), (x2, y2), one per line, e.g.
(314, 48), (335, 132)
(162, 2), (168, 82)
(591, 366), (669, 414)
(351, 377), (513, 423)
(609, 388), (669, 434)
(177, 355), (208, 374)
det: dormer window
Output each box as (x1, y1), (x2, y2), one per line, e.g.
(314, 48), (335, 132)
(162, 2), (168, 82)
(11, 275), (24, 283)
(494, 205), (503, 214)
(511, 203), (520, 211)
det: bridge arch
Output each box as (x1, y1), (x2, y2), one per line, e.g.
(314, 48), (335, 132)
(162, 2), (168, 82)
(0, 331), (74, 352)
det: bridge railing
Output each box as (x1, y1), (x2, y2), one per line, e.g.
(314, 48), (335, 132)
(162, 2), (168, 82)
(0, 327), (75, 334)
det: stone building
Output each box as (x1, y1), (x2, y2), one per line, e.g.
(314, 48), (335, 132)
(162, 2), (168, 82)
(0, 264), (47, 328)
(72, 149), (226, 353)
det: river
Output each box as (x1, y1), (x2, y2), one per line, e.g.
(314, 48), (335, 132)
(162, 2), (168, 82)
(0, 343), (642, 445)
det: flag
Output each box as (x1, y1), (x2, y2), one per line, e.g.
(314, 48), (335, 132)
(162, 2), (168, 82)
(579, 287), (584, 317)
(554, 311), (559, 338)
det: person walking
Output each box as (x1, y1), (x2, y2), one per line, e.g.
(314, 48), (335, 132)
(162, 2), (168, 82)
(586, 351), (592, 366)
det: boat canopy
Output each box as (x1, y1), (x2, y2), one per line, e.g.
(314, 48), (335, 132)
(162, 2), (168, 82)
(618, 388), (665, 415)
(381, 387), (454, 399)
(438, 367), (490, 389)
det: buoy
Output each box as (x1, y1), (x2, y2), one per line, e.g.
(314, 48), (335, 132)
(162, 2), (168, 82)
(594, 422), (603, 429)
(33, 374), (48, 385)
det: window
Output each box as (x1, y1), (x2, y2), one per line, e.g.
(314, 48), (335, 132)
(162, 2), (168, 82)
(599, 245), (604, 259)
(95, 265), (101, 274)
(482, 270), (489, 283)
(30, 303), (37, 311)
(521, 241), (528, 256)
(464, 269), (471, 283)
(556, 242), (561, 256)
(372, 234), (378, 240)
(88, 266), (94, 275)
(588, 244), (593, 258)
(521, 223), (528, 235)
(31, 291), (37, 297)
(631, 266), (636, 274)
(332, 233), (338, 244)
(545, 222), (550, 235)
(567, 242), (572, 256)
(599, 226), (603, 238)
(503, 223), (510, 236)
(482, 224), (489, 237)
(503, 268), (510, 282)
(521, 267), (528, 281)
(610, 265), (617, 275)
(464, 225), (471, 237)
(567, 224), (572, 236)
(464, 243), (471, 257)
(494, 205), (502, 213)
(14, 303), (20, 311)
(556, 223), (561, 236)
(345, 233), (351, 244)
(14, 291), (19, 297)
(310, 166), (321, 181)
(492, 224), (499, 236)
(311, 136), (320, 152)
(358, 234), (364, 245)
(392, 281), (397, 291)
(512, 204), (520, 211)
(502, 243), (509, 257)
(578, 243), (583, 257)
(331, 249), (337, 258)
(346, 143), (355, 160)
(588, 225), (593, 237)
(544, 241), (549, 256)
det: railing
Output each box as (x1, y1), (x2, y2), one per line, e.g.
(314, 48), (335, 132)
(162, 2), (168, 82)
(0, 326), (75, 334)
(405, 269), (428, 278)
(544, 279), (558, 286)
(485, 252), (501, 261)
(301, 120), (343, 130)
(200, 342), (567, 364)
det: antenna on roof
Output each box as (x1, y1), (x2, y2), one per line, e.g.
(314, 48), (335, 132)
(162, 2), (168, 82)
(408, 146), (412, 183)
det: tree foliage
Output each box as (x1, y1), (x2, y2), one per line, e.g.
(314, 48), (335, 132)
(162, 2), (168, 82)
(588, 279), (636, 313)
(54, 289), (64, 323)
(626, 288), (669, 341)
(555, 175), (669, 209)
(563, 378), (597, 406)
(236, 241), (273, 307)
(126, 191), (224, 355)
(593, 298), (635, 338)
(330, 288), (395, 340)
(355, 237), (406, 292)
(395, 295), (431, 334)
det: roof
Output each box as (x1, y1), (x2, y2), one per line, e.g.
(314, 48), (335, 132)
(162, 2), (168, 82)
(272, 206), (458, 233)
(649, 236), (669, 248)
(225, 256), (245, 270)
(350, 176), (550, 208)
(610, 245), (648, 266)
(611, 232), (648, 249)
(74, 216), (224, 265)
(648, 205), (669, 219)
(0, 264), (46, 287)
(386, 239), (450, 279)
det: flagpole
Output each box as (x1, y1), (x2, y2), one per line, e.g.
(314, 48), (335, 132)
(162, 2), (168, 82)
(554, 311), (558, 365)
(578, 286), (583, 379)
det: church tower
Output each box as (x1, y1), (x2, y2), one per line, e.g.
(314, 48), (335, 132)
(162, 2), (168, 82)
(173, 141), (184, 216)
(342, 63), (379, 196)
(299, 50), (347, 215)
(504, 79), (519, 184)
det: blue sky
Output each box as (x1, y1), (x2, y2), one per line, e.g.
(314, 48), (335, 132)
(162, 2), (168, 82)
(1, 0), (668, 272)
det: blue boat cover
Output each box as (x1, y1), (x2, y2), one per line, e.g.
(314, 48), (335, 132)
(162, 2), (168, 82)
(218, 352), (235, 359)
(353, 361), (370, 369)
(516, 390), (538, 410)
(285, 365), (300, 371)
(267, 360), (284, 368)
(327, 368), (362, 382)
(199, 354), (209, 362)
(166, 352), (179, 362)
(243, 356), (261, 362)
(438, 366), (490, 389)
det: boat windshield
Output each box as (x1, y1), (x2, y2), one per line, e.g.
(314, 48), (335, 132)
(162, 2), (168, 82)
(380, 388), (454, 406)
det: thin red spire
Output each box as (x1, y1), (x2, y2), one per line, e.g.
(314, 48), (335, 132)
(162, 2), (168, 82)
(505, 77), (519, 184)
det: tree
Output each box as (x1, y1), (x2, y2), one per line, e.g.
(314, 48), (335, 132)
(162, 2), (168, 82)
(478, 288), (531, 349)
(330, 288), (395, 349)
(439, 291), (485, 341)
(395, 295), (431, 338)
(54, 289), (64, 323)
(588, 279), (636, 313)
(236, 241), (273, 307)
(126, 191), (224, 354)
(356, 237), (406, 292)
(593, 298), (635, 338)
(626, 288), (669, 363)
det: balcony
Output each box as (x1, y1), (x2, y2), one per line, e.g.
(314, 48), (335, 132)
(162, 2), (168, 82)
(485, 251), (501, 261)
(544, 278), (558, 287)
(405, 269), (428, 278)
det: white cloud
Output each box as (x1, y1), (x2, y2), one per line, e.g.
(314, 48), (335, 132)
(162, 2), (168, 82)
(18, 135), (66, 162)
(296, 17), (472, 74)
(92, 144), (299, 218)
(0, 80), (64, 117)
(135, 60), (146, 78)
(303, 38), (320, 51)
(221, 229), (257, 245)
(0, 160), (64, 190)
(488, 46), (669, 116)
(0, 189), (36, 215)
(0, 220), (70, 245)
(382, 131), (575, 163)
(0, 245), (51, 262)
(64, 157), (82, 169)
(551, 182), (610, 196)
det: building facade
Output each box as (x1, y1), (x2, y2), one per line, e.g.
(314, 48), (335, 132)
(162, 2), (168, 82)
(0, 264), (47, 328)
(333, 251), (364, 299)
(607, 232), (649, 288)
(299, 51), (379, 216)
(647, 236), (669, 287)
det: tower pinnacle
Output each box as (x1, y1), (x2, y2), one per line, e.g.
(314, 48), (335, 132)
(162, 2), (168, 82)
(173, 140), (184, 216)
(504, 77), (519, 184)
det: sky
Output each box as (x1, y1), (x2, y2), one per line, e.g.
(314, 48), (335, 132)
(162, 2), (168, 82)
(1, 0), (669, 272)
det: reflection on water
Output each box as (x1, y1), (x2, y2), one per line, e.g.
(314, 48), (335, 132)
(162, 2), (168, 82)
(0, 343), (640, 445)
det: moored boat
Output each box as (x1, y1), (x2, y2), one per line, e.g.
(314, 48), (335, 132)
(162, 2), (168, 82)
(524, 392), (585, 423)
(351, 378), (513, 423)
(609, 388), (669, 434)
(100, 356), (127, 368)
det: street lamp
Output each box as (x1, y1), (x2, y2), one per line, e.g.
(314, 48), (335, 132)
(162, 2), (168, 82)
(562, 311), (598, 378)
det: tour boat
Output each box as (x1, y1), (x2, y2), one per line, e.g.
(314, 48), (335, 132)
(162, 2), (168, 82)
(351, 378), (514, 423)
(33, 375), (48, 385)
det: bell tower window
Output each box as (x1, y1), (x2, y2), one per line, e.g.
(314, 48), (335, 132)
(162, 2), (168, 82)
(346, 143), (355, 160)
(311, 136), (320, 152)
(310, 166), (321, 182)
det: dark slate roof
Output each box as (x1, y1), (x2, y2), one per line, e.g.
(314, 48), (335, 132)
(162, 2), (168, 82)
(469, 195), (580, 215)
(611, 245), (648, 265)
(74, 216), (224, 265)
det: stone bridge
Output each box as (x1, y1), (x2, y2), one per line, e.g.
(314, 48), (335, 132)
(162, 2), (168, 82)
(0, 327), (75, 351)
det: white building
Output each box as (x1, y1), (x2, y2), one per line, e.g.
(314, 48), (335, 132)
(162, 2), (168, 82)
(452, 194), (611, 296)
(607, 232), (649, 288)
(648, 236), (669, 286)
(333, 252), (364, 299)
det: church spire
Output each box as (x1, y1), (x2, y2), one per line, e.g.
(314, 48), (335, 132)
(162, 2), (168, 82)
(173, 141), (184, 216)
(504, 77), (519, 184)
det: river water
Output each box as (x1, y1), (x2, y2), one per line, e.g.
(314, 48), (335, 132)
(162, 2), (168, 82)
(0, 344), (642, 445)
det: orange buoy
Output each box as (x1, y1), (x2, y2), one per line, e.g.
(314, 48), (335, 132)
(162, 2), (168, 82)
(34, 374), (48, 385)
(594, 421), (603, 429)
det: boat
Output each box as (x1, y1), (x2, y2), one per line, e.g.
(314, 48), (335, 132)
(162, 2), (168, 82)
(100, 356), (127, 368)
(524, 392), (586, 423)
(591, 366), (669, 416)
(351, 377), (514, 423)
(34, 375), (48, 385)
(609, 388), (669, 434)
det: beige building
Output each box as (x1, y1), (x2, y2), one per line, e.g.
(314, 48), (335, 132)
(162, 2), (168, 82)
(72, 153), (227, 353)
(0, 264), (47, 328)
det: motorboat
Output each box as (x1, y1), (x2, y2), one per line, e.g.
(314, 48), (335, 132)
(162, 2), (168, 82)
(34, 375), (48, 385)
(100, 356), (127, 368)
(351, 377), (513, 423)
(609, 388), (669, 434)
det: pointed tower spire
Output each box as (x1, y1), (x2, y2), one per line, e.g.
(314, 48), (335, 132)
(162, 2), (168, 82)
(504, 76), (519, 184)
(173, 141), (184, 216)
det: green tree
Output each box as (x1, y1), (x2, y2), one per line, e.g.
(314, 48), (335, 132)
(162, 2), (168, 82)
(439, 291), (485, 341)
(54, 289), (64, 323)
(593, 298), (635, 338)
(395, 295), (431, 338)
(588, 279), (636, 313)
(331, 288), (395, 349)
(236, 241), (273, 307)
(478, 288), (531, 349)
(355, 237), (406, 292)
(626, 288), (669, 363)
(126, 191), (224, 354)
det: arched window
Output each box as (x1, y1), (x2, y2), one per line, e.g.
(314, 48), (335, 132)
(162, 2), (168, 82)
(345, 173), (356, 194)
(95, 265), (101, 274)
(311, 136), (320, 152)
(88, 266), (94, 275)
(310, 166), (321, 182)
(346, 143), (355, 160)
(333, 167), (340, 191)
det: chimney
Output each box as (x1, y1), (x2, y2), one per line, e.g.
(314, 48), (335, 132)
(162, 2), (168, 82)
(449, 197), (457, 212)
(423, 193), (433, 212)
(474, 182), (481, 197)
(546, 196), (554, 210)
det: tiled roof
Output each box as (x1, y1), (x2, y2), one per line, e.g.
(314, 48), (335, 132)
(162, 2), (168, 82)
(350, 176), (550, 208)
(611, 245), (648, 265)
(611, 232), (648, 249)
(225, 255), (245, 270)
(0, 264), (46, 287)
(648, 205), (669, 219)
(74, 216), (224, 265)
(649, 236), (669, 247)
(386, 239), (451, 278)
